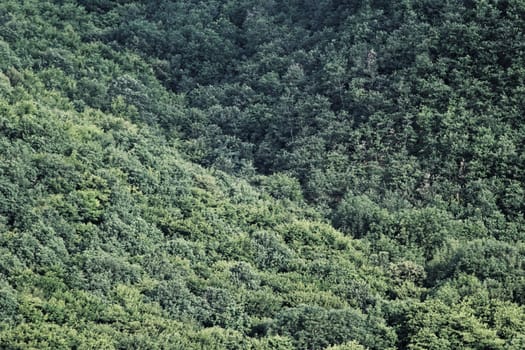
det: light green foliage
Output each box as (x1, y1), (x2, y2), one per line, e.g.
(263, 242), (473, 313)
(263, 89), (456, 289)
(326, 341), (366, 350)
(0, 0), (524, 349)
(332, 193), (389, 238)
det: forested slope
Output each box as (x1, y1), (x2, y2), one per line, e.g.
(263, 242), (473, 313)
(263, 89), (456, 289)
(0, 1), (524, 349)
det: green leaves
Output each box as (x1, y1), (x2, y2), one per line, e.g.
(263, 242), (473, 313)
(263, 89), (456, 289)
(1, 0), (525, 349)
(272, 305), (396, 350)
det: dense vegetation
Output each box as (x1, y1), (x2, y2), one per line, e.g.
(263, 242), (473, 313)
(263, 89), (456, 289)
(1, 0), (524, 348)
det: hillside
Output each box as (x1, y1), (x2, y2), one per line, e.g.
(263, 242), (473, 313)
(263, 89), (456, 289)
(0, 1), (524, 349)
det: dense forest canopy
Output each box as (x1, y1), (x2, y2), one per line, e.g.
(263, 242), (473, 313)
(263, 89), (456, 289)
(0, 0), (524, 349)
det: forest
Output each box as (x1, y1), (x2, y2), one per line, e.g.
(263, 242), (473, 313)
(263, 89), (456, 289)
(0, 0), (524, 349)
